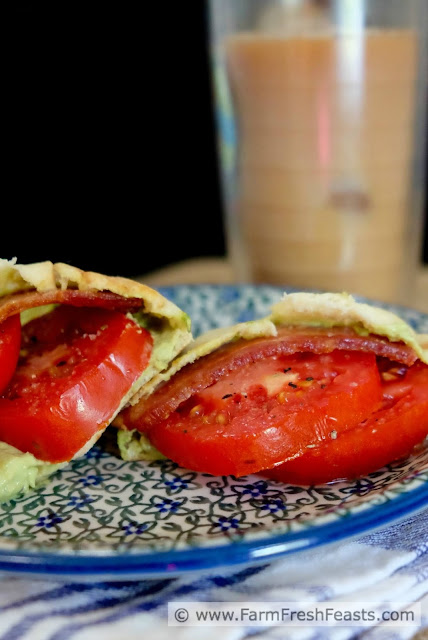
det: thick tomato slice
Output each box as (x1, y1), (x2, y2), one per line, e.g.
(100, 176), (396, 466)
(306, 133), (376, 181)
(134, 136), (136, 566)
(266, 361), (428, 484)
(0, 315), (21, 394)
(145, 350), (382, 476)
(0, 306), (153, 462)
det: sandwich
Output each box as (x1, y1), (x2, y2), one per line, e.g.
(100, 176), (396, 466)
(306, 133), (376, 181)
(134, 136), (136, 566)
(0, 258), (192, 501)
(115, 292), (428, 484)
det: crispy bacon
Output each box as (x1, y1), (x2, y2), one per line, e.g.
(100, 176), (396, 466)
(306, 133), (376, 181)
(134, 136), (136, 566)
(121, 326), (418, 430)
(0, 289), (143, 324)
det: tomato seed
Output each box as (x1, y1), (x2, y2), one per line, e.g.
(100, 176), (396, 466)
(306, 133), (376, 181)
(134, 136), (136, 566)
(381, 371), (397, 382)
(189, 404), (203, 417)
(277, 391), (286, 403)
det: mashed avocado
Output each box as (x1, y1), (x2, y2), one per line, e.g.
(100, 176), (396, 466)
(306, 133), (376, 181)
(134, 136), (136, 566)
(117, 429), (166, 462)
(0, 442), (64, 503)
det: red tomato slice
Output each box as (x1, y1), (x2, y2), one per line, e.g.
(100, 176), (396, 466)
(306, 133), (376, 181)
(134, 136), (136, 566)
(123, 326), (418, 431)
(0, 306), (153, 462)
(0, 315), (21, 394)
(145, 350), (382, 476)
(266, 361), (428, 484)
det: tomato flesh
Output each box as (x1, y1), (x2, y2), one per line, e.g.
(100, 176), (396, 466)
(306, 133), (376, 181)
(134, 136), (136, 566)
(0, 306), (153, 462)
(0, 315), (21, 394)
(145, 350), (382, 476)
(266, 361), (428, 484)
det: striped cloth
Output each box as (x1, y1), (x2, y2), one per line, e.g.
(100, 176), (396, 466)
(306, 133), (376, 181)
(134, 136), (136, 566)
(0, 509), (426, 640)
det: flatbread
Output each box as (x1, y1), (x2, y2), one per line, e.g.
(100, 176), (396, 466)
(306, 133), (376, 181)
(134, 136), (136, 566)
(0, 258), (192, 403)
(116, 290), (428, 462)
(270, 292), (428, 364)
(0, 258), (190, 330)
(0, 258), (195, 501)
(130, 291), (428, 404)
(0, 258), (193, 452)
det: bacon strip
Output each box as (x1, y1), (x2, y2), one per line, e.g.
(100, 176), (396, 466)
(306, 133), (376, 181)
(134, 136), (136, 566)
(122, 326), (418, 430)
(0, 289), (143, 324)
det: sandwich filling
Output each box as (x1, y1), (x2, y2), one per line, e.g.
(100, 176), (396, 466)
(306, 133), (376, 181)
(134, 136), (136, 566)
(0, 259), (192, 501)
(116, 292), (428, 483)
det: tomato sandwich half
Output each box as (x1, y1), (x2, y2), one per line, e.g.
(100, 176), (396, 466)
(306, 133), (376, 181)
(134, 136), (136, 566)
(115, 292), (428, 484)
(0, 258), (192, 501)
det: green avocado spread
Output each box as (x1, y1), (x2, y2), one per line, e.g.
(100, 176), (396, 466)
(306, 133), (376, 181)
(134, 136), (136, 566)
(0, 442), (64, 503)
(117, 429), (166, 462)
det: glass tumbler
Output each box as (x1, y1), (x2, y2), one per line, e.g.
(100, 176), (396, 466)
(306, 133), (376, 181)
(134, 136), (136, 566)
(208, 0), (428, 304)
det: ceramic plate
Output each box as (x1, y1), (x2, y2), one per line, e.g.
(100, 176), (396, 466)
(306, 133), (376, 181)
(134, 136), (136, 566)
(0, 285), (427, 579)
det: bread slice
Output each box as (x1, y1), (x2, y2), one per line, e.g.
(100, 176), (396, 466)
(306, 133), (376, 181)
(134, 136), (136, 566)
(0, 258), (193, 500)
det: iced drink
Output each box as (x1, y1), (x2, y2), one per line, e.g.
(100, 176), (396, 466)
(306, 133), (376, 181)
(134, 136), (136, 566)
(225, 29), (417, 300)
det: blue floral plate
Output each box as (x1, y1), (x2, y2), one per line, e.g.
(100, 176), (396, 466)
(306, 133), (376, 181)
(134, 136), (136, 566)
(0, 285), (427, 579)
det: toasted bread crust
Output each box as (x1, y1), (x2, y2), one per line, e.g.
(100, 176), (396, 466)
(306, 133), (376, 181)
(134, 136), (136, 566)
(270, 292), (428, 364)
(0, 259), (190, 330)
(0, 257), (193, 425)
(128, 291), (428, 407)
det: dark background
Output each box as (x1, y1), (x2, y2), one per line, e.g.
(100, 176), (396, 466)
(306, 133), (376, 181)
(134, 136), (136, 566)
(5, 2), (225, 276)
(5, 3), (428, 275)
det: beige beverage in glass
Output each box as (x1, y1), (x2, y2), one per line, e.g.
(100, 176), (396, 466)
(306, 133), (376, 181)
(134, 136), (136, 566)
(210, 1), (427, 304)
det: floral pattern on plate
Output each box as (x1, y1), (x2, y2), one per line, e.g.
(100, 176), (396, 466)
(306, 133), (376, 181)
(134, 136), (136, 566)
(0, 285), (426, 572)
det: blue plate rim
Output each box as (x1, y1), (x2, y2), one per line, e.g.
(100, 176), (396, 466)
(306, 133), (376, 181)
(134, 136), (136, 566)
(0, 481), (426, 577)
